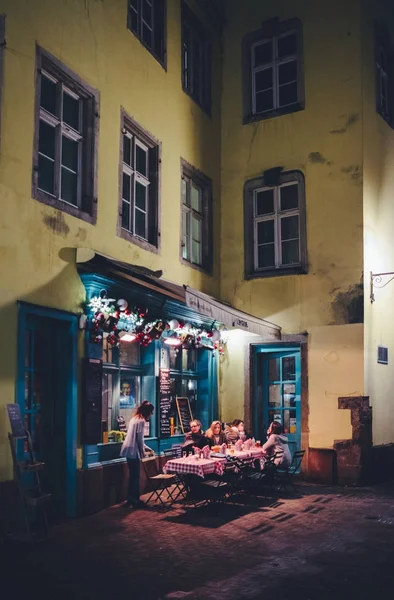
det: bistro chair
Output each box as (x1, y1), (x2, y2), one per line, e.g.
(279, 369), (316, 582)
(141, 456), (184, 511)
(275, 450), (305, 494)
(182, 474), (229, 508)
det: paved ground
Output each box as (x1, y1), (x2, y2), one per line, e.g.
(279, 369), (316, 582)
(2, 480), (394, 600)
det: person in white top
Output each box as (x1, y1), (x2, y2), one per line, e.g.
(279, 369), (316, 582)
(120, 400), (154, 508)
(262, 421), (292, 468)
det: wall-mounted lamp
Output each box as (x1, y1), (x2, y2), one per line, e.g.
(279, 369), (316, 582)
(370, 270), (394, 303)
(163, 333), (182, 346)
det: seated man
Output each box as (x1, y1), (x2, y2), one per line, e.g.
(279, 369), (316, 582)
(182, 420), (211, 454)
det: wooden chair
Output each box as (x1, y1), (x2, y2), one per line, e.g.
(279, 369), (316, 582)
(141, 456), (184, 510)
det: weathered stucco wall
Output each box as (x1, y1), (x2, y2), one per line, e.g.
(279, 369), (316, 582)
(308, 324), (364, 448)
(220, 0), (364, 333)
(0, 0), (222, 480)
(362, 0), (394, 446)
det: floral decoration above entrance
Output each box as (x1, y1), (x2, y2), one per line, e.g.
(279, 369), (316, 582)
(82, 290), (227, 354)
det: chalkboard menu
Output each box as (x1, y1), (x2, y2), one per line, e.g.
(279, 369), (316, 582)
(7, 403), (26, 438)
(159, 368), (171, 437)
(176, 397), (193, 434)
(82, 358), (103, 444)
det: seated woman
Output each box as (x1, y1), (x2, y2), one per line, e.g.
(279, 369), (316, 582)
(182, 420), (210, 454)
(224, 419), (245, 444)
(262, 421), (292, 468)
(205, 420), (227, 446)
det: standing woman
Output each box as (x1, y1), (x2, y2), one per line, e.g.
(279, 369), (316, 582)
(120, 400), (154, 508)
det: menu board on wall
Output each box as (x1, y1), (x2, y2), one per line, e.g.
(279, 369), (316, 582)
(81, 358), (103, 445)
(159, 368), (171, 437)
(176, 397), (193, 434)
(7, 403), (25, 438)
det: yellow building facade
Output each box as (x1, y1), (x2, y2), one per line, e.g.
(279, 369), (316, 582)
(0, 0), (393, 519)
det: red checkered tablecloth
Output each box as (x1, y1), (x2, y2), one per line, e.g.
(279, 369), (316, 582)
(163, 456), (224, 479)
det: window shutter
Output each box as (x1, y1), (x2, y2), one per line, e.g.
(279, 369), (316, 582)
(81, 96), (95, 215)
(153, 0), (166, 62)
(148, 145), (159, 246)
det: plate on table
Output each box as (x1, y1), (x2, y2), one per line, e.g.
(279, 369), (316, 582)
(210, 452), (227, 458)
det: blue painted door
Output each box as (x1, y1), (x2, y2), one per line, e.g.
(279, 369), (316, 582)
(22, 314), (70, 517)
(261, 351), (301, 457)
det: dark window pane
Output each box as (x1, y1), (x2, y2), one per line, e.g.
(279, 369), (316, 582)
(39, 120), (55, 159)
(280, 184), (298, 211)
(192, 36), (201, 100)
(255, 89), (274, 113)
(255, 68), (273, 92)
(256, 189), (274, 215)
(40, 75), (57, 115)
(269, 384), (281, 407)
(135, 181), (146, 210)
(278, 33), (297, 59)
(254, 41), (272, 66)
(281, 215), (299, 240)
(63, 92), (80, 131)
(279, 82), (298, 106)
(278, 61), (297, 85)
(61, 167), (78, 205)
(142, 23), (152, 47)
(282, 356), (296, 380)
(122, 172), (131, 201)
(122, 200), (130, 230)
(123, 135), (131, 166)
(257, 220), (274, 244)
(142, 0), (152, 27)
(282, 240), (299, 265)
(135, 209), (146, 238)
(136, 145), (147, 176)
(257, 243), (275, 268)
(129, 8), (138, 33)
(62, 136), (78, 171)
(38, 155), (55, 194)
(268, 358), (280, 381)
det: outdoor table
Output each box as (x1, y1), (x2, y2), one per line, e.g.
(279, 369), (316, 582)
(212, 448), (265, 462)
(163, 455), (224, 479)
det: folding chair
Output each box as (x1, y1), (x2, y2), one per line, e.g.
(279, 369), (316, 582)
(142, 456), (184, 510)
(275, 450), (305, 494)
(182, 475), (229, 508)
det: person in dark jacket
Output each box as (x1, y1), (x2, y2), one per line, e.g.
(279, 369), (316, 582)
(182, 420), (210, 453)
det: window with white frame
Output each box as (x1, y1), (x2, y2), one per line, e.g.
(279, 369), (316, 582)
(119, 112), (160, 249)
(244, 170), (307, 278)
(243, 19), (304, 123)
(181, 159), (212, 273)
(33, 48), (99, 222)
(375, 30), (391, 125)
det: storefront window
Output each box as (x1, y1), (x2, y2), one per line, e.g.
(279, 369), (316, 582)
(101, 339), (144, 439)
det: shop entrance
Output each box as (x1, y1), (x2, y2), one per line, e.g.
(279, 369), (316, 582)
(17, 304), (77, 518)
(253, 346), (301, 458)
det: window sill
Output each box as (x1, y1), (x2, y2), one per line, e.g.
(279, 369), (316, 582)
(180, 256), (212, 276)
(33, 189), (97, 225)
(118, 227), (159, 254)
(245, 264), (308, 280)
(243, 102), (304, 125)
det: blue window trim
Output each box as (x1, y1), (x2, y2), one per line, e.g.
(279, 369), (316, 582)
(16, 301), (78, 518)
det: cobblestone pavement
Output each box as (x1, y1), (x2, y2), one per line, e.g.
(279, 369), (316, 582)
(2, 481), (394, 600)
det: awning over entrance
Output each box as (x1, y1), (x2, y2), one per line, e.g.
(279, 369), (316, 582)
(185, 287), (281, 339)
(76, 248), (281, 339)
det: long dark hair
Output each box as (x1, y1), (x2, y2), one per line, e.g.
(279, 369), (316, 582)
(270, 421), (283, 435)
(135, 400), (154, 420)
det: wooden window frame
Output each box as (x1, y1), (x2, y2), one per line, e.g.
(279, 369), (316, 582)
(32, 46), (99, 224)
(127, 0), (167, 69)
(244, 170), (307, 279)
(118, 108), (161, 253)
(180, 158), (213, 275)
(181, 1), (212, 115)
(242, 18), (304, 124)
(375, 24), (393, 129)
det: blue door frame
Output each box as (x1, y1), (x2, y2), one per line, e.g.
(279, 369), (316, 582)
(252, 344), (302, 458)
(16, 302), (78, 518)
